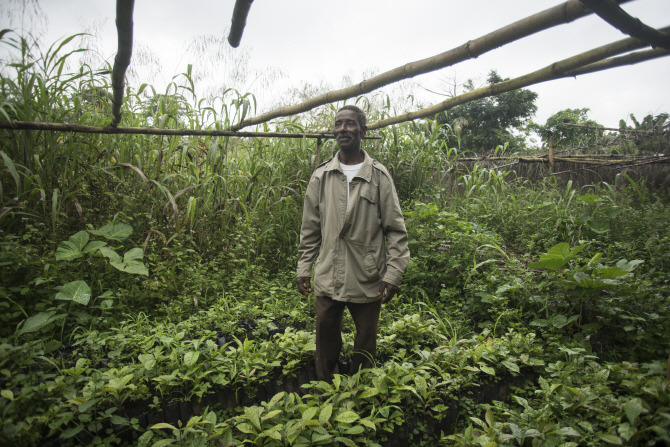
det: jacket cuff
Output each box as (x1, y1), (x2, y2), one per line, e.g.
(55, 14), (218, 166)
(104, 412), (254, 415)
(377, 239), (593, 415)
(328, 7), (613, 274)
(296, 267), (313, 278)
(382, 270), (403, 286)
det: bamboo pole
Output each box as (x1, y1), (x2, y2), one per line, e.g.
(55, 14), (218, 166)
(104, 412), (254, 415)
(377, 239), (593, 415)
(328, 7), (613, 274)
(110, 0), (135, 128)
(0, 120), (381, 139)
(228, 0), (254, 48)
(579, 0), (670, 50)
(557, 48), (670, 80)
(549, 134), (555, 172)
(229, 0), (633, 131)
(367, 27), (669, 130)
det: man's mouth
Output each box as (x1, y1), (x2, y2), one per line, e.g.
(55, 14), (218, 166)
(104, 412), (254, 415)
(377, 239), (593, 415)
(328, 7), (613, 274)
(337, 135), (352, 142)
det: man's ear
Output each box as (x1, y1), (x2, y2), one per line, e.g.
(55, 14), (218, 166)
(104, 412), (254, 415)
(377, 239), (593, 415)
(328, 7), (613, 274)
(361, 126), (368, 138)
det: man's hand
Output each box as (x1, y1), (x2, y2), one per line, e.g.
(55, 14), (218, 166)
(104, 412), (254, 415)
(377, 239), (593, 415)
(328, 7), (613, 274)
(378, 281), (399, 304)
(296, 276), (312, 297)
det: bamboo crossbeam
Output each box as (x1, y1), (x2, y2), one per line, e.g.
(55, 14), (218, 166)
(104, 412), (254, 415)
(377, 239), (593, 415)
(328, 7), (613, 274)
(0, 120), (381, 139)
(229, 0), (633, 131)
(557, 47), (669, 79)
(579, 0), (670, 50)
(228, 0), (254, 48)
(366, 26), (670, 130)
(110, 0), (135, 128)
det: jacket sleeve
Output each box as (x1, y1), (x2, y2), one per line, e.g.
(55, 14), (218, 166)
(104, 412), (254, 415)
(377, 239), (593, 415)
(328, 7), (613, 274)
(378, 173), (410, 286)
(296, 175), (322, 278)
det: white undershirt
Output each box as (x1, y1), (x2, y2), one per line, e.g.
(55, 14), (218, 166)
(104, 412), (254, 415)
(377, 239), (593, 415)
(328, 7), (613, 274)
(339, 161), (363, 206)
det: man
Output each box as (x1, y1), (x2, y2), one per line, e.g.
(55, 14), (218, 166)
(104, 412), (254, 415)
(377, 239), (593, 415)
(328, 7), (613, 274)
(296, 105), (410, 383)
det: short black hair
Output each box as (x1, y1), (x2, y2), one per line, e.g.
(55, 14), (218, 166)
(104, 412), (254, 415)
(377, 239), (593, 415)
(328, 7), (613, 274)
(337, 105), (367, 128)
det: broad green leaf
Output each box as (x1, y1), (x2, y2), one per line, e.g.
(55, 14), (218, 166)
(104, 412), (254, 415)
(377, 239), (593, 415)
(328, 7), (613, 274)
(1, 390), (14, 400)
(138, 353), (156, 369)
(56, 280), (92, 305)
(110, 248), (148, 276)
(60, 425), (85, 439)
(151, 440), (175, 447)
(624, 398), (645, 425)
(480, 365), (496, 375)
(78, 398), (96, 412)
(111, 415), (129, 425)
(501, 360), (520, 373)
(237, 422), (256, 434)
(89, 222), (133, 241)
(82, 240), (107, 255)
(319, 404), (333, 425)
(554, 427), (581, 437)
(359, 387), (380, 399)
(343, 425), (364, 435)
(359, 419), (376, 430)
(528, 243), (585, 271)
(99, 246), (122, 263)
(150, 423), (177, 430)
(269, 392), (285, 406)
(19, 311), (57, 334)
(184, 351), (199, 368)
(599, 433), (622, 445)
(589, 221), (610, 234)
(55, 230), (89, 261)
(302, 406), (317, 421)
(335, 410), (359, 424)
(137, 431), (154, 447)
(552, 314), (568, 328)
(334, 437), (357, 447)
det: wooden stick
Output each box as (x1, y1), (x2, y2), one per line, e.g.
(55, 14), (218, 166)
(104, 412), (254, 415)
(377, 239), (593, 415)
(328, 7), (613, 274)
(367, 27), (669, 130)
(0, 120), (381, 139)
(110, 0), (135, 128)
(229, 0), (633, 131)
(228, 0), (254, 48)
(579, 0), (670, 50)
(563, 122), (659, 133)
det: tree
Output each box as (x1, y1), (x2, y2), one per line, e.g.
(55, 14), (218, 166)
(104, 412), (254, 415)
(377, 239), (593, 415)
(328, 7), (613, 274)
(529, 108), (604, 150)
(434, 70), (538, 154)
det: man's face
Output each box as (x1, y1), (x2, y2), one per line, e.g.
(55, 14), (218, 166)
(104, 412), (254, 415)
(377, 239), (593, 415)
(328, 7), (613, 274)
(334, 109), (367, 151)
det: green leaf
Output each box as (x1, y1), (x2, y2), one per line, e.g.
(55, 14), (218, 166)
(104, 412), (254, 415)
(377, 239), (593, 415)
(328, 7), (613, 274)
(82, 240), (107, 255)
(589, 221), (610, 234)
(624, 398), (645, 425)
(184, 352), (199, 368)
(359, 387), (380, 398)
(138, 353), (156, 369)
(599, 433), (622, 445)
(334, 437), (357, 447)
(55, 280), (92, 305)
(343, 425), (365, 435)
(89, 222), (133, 241)
(60, 425), (85, 439)
(319, 404), (333, 425)
(302, 406), (317, 421)
(137, 431), (154, 447)
(150, 423), (178, 430)
(1, 389), (14, 400)
(56, 231), (89, 261)
(78, 398), (96, 412)
(528, 243), (585, 271)
(501, 360), (520, 373)
(19, 311), (57, 334)
(111, 415), (129, 425)
(335, 411), (359, 424)
(151, 440), (176, 447)
(99, 246), (122, 263)
(110, 248), (149, 276)
(554, 427), (581, 437)
(480, 365), (496, 375)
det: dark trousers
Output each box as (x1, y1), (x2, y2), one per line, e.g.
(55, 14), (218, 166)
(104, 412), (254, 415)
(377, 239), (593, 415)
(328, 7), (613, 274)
(315, 295), (382, 383)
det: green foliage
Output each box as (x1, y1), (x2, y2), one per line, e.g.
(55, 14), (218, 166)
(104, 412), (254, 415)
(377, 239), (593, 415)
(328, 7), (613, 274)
(435, 70), (538, 154)
(529, 108), (603, 149)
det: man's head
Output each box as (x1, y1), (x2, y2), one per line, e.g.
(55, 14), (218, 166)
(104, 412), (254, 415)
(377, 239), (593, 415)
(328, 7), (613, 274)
(334, 105), (367, 152)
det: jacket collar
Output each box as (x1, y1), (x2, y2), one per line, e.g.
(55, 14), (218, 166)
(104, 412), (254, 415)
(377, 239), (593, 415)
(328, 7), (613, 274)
(324, 149), (373, 182)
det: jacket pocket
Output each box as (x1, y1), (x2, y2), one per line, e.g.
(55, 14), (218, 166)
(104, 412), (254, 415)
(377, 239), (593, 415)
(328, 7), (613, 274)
(363, 249), (380, 281)
(359, 182), (378, 204)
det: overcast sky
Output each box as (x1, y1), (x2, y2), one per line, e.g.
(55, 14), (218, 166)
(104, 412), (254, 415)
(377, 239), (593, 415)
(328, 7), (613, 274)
(2, 0), (669, 129)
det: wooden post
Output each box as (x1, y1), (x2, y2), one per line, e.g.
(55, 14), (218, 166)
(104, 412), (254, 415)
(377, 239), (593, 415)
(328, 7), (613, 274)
(315, 137), (322, 171)
(549, 134), (555, 174)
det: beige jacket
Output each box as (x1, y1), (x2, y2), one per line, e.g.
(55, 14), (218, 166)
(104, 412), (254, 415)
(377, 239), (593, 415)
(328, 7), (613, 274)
(297, 150), (410, 303)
